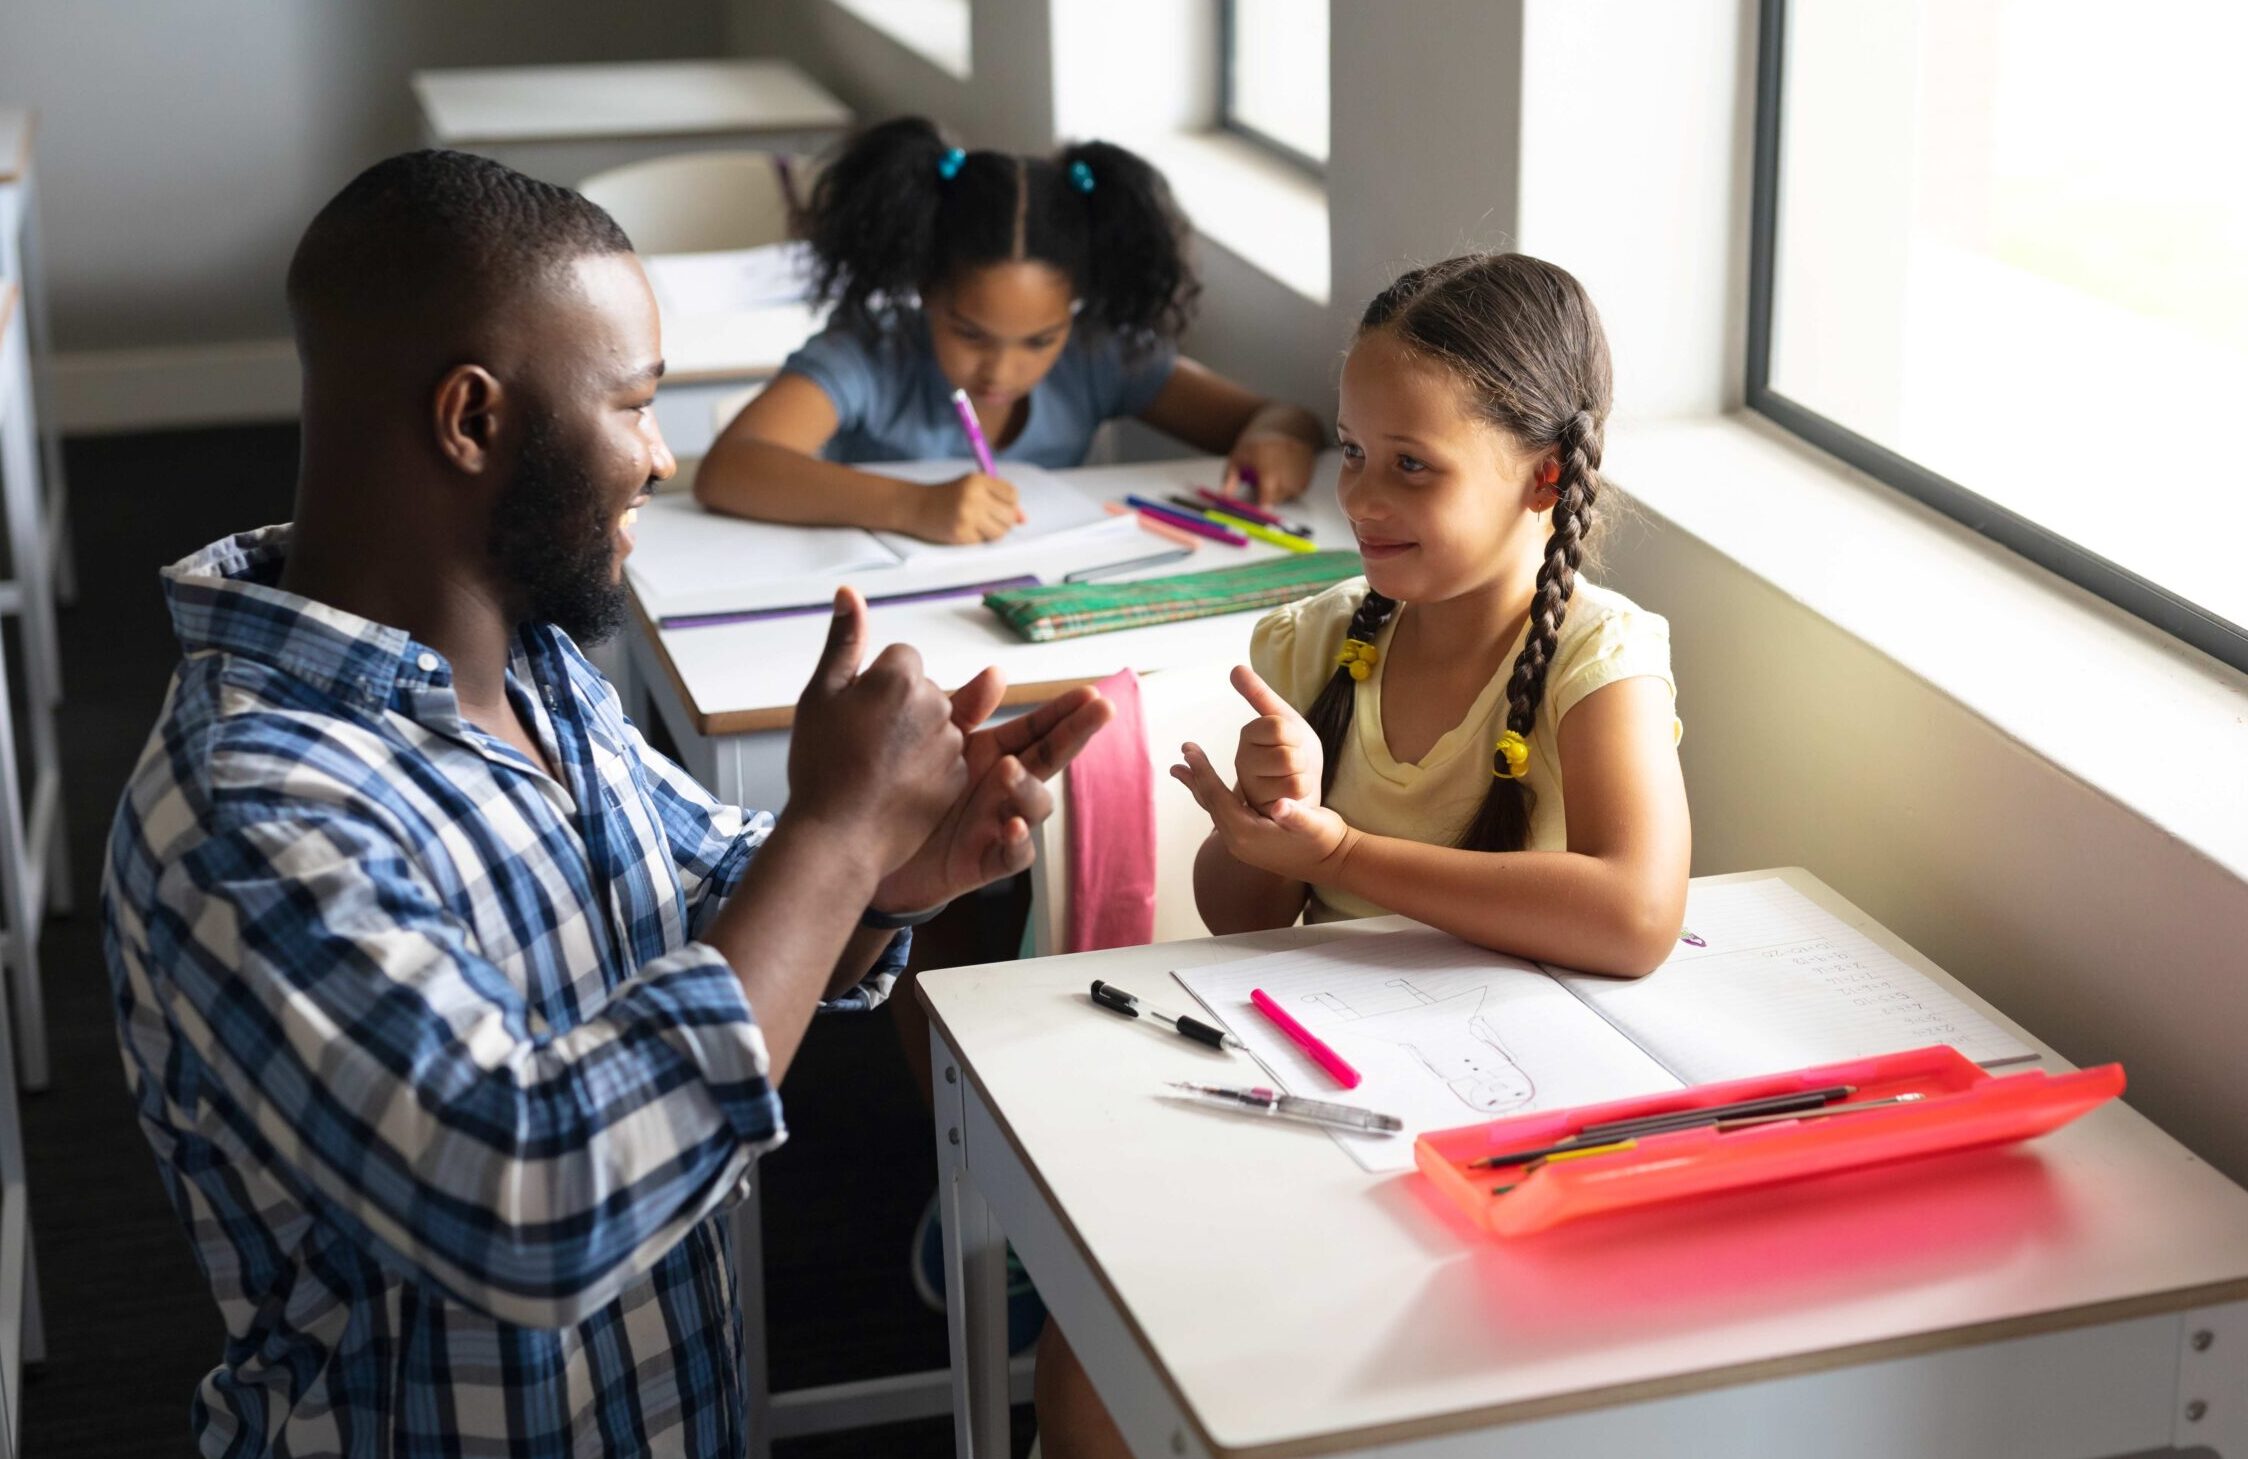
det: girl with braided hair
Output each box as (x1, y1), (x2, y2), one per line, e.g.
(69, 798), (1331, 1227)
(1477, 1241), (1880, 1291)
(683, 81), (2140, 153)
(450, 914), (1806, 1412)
(694, 116), (1323, 542)
(1170, 252), (1690, 975)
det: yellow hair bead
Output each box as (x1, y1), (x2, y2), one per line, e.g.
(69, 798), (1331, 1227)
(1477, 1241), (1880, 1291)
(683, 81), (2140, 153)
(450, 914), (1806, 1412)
(1335, 638), (1380, 674)
(1493, 730), (1531, 780)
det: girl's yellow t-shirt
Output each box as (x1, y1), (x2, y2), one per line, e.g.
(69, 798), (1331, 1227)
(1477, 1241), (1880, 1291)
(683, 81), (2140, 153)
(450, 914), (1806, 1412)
(1249, 575), (1680, 922)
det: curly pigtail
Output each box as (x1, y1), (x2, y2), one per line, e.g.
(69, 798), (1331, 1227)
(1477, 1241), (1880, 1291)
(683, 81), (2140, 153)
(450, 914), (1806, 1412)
(805, 116), (1022, 332)
(1053, 139), (1200, 349)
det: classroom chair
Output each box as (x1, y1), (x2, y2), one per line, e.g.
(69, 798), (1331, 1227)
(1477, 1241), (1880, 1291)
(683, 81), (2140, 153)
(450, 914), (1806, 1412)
(772, 150), (824, 226)
(576, 151), (795, 256)
(0, 116), (73, 619)
(0, 282), (66, 1094)
(1028, 665), (1247, 956)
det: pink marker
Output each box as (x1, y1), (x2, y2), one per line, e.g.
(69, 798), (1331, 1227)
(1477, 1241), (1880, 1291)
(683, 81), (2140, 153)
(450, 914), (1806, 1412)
(952, 387), (1025, 523)
(1250, 988), (1362, 1090)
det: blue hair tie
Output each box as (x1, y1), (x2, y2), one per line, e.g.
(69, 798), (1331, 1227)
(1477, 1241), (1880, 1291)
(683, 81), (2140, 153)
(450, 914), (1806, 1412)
(1068, 159), (1095, 195)
(937, 147), (966, 181)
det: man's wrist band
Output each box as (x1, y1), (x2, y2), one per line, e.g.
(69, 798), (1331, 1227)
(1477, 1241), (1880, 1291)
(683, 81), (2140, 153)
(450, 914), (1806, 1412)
(860, 900), (950, 930)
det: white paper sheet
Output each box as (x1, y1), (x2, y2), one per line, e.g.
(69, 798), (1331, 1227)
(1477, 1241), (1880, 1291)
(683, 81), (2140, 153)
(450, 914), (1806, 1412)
(1550, 879), (2036, 1086)
(1173, 932), (1681, 1173)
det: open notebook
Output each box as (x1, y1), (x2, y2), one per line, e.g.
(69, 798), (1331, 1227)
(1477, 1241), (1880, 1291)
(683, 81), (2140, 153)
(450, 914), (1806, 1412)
(1172, 869), (2036, 1173)
(626, 459), (1144, 624)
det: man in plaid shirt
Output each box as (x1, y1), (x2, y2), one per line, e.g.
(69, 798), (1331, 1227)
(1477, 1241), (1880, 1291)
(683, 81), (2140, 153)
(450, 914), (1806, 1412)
(102, 150), (1109, 1457)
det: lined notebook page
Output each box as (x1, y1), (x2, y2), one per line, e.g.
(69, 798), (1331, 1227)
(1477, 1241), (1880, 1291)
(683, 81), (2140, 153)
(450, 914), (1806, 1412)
(1173, 933), (1680, 1173)
(1551, 878), (2035, 1086)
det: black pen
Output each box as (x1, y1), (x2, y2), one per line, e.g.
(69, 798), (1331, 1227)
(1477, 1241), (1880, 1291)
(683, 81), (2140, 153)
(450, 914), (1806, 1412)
(1090, 980), (1244, 1050)
(1471, 1085), (1860, 1168)
(1571, 1085), (1856, 1143)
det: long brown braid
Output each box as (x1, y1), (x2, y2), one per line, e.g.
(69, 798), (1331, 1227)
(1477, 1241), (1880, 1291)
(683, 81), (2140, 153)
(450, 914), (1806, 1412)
(1305, 586), (1400, 795)
(1331, 254), (1614, 853)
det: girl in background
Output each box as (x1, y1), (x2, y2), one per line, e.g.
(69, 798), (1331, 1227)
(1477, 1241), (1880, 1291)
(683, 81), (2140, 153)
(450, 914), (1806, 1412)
(693, 116), (1323, 541)
(1037, 254), (1690, 1455)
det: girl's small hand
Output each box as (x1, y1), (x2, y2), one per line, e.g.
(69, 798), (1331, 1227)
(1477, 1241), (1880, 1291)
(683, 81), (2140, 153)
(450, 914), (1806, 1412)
(1221, 433), (1317, 506)
(911, 471), (1025, 544)
(1172, 741), (1359, 884)
(1229, 664), (1322, 813)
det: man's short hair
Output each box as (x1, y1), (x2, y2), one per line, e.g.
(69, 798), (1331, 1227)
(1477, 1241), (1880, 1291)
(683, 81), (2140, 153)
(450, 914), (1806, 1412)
(286, 149), (633, 352)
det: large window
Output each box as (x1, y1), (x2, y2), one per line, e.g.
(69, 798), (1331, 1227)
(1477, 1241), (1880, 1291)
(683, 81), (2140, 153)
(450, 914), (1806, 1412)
(1749, 0), (2248, 672)
(1220, 0), (1328, 174)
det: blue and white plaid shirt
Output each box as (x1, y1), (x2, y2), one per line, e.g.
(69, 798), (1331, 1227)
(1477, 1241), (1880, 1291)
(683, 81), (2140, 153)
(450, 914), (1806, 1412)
(103, 526), (901, 1457)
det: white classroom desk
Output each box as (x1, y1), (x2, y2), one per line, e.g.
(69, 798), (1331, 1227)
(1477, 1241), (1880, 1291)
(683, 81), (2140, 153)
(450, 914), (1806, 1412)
(625, 453), (1356, 811)
(920, 870), (2248, 1459)
(411, 58), (852, 187)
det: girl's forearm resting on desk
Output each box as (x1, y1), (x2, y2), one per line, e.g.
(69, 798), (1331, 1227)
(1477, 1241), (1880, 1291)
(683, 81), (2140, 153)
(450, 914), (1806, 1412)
(1319, 837), (1683, 976)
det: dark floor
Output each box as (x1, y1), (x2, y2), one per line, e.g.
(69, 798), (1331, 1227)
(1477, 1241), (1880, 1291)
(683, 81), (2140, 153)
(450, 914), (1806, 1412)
(18, 424), (1033, 1456)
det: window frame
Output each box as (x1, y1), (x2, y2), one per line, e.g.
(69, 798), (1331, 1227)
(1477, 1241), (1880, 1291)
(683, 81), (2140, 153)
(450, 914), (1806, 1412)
(1216, 0), (1329, 180)
(1745, 0), (2248, 675)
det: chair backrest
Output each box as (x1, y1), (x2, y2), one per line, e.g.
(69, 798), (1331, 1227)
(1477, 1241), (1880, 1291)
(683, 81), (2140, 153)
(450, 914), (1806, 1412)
(1028, 665), (1255, 957)
(577, 151), (794, 255)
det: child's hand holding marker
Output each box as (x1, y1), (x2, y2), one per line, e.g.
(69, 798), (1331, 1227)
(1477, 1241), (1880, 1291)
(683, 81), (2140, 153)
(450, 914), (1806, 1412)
(911, 470), (1023, 544)
(1229, 665), (1324, 815)
(1221, 432), (1318, 506)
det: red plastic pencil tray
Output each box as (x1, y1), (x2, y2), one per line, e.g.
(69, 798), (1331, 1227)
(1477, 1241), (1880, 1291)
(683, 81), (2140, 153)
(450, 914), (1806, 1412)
(1415, 1045), (2123, 1237)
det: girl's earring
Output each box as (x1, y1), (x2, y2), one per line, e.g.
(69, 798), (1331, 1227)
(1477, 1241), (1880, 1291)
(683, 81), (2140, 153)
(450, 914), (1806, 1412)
(1535, 458), (1561, 509)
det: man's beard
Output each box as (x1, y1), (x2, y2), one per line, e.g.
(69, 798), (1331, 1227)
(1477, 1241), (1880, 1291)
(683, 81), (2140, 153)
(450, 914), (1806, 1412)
(491, 412), (633, 646)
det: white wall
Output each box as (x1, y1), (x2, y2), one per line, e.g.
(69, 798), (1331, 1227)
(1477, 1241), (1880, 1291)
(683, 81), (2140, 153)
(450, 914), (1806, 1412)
(0, 0), (728, 354)
(725, 0), (1052, 149)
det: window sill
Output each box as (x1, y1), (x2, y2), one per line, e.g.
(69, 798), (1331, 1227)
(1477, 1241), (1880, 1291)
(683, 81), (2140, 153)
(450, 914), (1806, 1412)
(1138, 130), (1329, 306)
(1609, 412), (2248, 884)
(824, 0), (971, 80)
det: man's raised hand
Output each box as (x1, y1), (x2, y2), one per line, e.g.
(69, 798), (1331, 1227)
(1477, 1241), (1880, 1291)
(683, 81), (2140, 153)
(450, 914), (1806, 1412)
(788, 588), (966, 877)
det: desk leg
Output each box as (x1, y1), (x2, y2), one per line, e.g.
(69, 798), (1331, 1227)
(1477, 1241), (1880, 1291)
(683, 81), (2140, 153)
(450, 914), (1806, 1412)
(933, 1030), (1013, 1458)
(2176, 1301), (2248, 1458)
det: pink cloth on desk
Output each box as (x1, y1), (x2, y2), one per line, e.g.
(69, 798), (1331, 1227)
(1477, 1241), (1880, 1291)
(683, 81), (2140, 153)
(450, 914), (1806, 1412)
(1065, 668), (1156, 952)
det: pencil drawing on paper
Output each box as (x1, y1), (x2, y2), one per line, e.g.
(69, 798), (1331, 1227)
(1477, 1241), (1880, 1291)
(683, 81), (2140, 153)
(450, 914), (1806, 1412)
(1302, 978), (1535, 1113)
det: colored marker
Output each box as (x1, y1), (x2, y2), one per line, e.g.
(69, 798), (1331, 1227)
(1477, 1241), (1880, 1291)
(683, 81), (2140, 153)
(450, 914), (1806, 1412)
(1204, 509), (1317, 553)
(1194, 486), (1312, 539)
(1159, 494), (1317, 552)
(950, 387), (1025, 523)
(1248, 987), (1361, 1089)
(949, 386), (998, 476)
(1103, 500), (1206, 550)
(1124, 495), (1250, 546)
